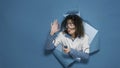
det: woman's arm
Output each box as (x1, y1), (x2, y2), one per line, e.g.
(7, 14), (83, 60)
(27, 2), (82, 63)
(68, 49), (89, 62)
(45, 20), (60, 50)
(45, 33), (56, 50)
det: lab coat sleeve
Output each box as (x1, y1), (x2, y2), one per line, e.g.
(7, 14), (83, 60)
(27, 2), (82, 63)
(45, 32), (62, 50)
(68, 49), (89, 62)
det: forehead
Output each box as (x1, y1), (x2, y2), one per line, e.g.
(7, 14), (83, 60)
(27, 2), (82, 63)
(67, 19), (74, 24)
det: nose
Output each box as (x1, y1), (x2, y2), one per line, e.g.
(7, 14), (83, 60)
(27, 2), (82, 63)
(67, 24), (73, 29)
(68, 23), (73, 27)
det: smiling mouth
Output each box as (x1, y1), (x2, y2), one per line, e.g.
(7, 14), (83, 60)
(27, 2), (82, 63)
(68, 31), (71, 33)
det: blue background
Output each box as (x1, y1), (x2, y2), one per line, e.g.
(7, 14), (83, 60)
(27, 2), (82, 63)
(0, 0), (120, 68)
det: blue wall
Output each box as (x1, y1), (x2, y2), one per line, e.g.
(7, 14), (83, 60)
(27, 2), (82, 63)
(0, 0), (120, 68)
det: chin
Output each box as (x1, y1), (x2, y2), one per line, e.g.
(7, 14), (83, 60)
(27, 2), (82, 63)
(68, 32), (73, 35)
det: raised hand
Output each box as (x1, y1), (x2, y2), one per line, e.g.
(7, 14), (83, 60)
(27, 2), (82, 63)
(50, 19), (59, 35)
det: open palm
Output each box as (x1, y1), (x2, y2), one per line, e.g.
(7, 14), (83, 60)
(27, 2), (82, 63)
(50, 20), (59, 35)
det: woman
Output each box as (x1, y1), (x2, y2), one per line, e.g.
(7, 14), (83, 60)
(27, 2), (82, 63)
(46, 14), (89, 62)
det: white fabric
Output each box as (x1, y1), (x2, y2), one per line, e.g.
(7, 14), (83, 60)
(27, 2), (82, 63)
(52, 32), (90, 53)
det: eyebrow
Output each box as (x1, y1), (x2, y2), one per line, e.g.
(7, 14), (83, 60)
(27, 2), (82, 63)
(66, 27), (76, 30)
(67, 22), (74, 24)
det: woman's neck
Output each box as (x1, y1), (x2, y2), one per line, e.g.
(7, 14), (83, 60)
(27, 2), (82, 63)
(71, 34), (75, 38)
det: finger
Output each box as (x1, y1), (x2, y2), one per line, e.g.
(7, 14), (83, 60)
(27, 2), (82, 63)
(54, 19), (57, 23)
(53, 19), (56, 24)
(62, 47), (65, 51)
(58, 24), (60, 29)
(51, 22), (53, 27)
(54, 19), (58, 25)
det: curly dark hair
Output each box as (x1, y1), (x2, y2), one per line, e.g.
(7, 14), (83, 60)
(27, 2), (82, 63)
(61, 14), (84, 38)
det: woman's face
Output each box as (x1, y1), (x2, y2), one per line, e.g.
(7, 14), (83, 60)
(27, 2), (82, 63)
(66, 19), (76, 35)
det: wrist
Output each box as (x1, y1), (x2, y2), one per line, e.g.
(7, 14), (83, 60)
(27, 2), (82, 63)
(50, 32), (55, 36)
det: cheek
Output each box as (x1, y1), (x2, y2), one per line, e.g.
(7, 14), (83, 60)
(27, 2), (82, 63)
(70, 26), (75, 29)
(67, 24), (75, 28)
